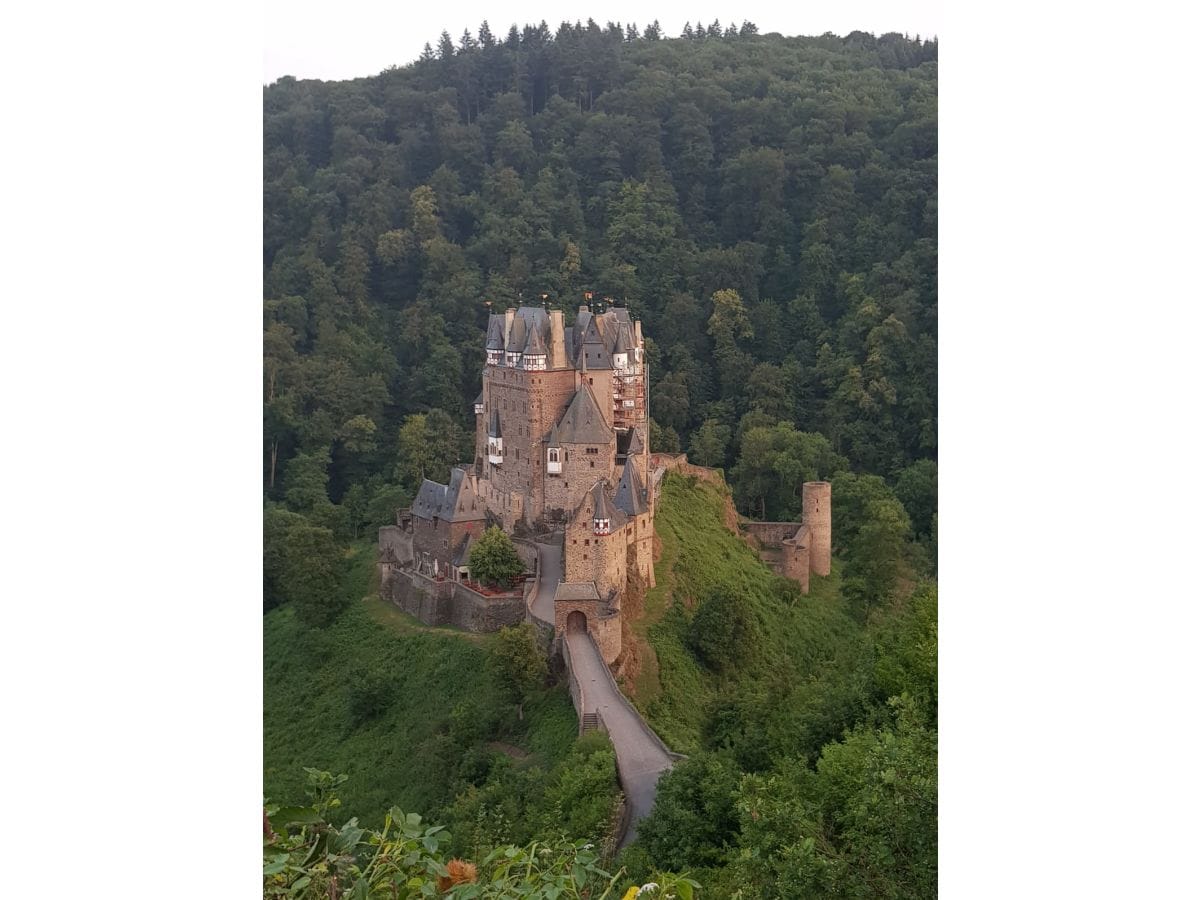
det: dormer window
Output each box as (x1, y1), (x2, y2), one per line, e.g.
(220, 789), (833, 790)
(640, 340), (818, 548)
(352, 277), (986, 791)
(474, 401), (484, 415)
(547, 446), (562, 475)
(488, 435), (503, 465)
(506, 351), (521, 367)
(487, 349), (504, 366)
(523, 354), (547, 371)
(593, 516), (611, 536)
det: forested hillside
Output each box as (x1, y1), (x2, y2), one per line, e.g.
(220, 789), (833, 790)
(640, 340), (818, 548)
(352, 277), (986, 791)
(620, 472), (936, 896)
(263, 24), (938, 897)
(263, 23), (937, 531)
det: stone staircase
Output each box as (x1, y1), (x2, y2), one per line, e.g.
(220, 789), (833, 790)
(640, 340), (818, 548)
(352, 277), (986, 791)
(580, 712), (600, 733)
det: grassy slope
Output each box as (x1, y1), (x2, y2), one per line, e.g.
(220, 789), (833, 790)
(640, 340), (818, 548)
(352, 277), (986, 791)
(263, 543), (578, 827)
(631, 473), (867, 754)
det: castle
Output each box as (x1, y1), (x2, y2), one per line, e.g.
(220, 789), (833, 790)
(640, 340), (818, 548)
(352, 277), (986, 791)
(380, 301), (830, 665)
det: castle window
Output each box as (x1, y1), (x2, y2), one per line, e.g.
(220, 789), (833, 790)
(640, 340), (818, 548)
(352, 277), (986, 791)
(590, 461), (594, 468)
(589, 377), (594, 385)
(584, 539), (590, 546)
(583, 553), (588, 559)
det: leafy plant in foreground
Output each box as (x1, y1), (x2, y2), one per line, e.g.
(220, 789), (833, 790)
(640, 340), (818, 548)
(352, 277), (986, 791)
(264, 768), (700, 898)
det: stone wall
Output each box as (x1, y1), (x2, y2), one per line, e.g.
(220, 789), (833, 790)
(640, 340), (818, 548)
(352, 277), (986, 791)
(544, 441), (617, 522)
(741, 520), (802, 548)
(480, 365), (578, 522)
(383, 570), (525, 632)
(510, 537), (539, 572)
(378, 525), (413, 566)
(412, 517), (486, 576)
(555, 598), (622, 664)
(448, 583), (527, 631)
(632, 514), (655, 587)
(782, 524), (811, 594)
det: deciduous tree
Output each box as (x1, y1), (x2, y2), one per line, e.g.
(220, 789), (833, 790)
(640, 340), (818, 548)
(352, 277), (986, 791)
(468, 526), (525, 588)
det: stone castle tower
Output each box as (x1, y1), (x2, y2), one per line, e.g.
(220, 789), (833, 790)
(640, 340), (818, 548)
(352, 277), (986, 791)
(473, 304), (650, 531)
(473, 303), (653, 663)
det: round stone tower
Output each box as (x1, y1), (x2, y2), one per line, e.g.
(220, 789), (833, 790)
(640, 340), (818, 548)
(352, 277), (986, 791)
(802, 481), (832, 576)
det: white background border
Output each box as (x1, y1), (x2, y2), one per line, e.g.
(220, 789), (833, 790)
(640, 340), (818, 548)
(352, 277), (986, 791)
(3, 1), (1199, 895)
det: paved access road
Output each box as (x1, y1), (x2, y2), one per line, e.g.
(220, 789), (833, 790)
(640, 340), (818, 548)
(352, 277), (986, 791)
(564, 628), (675, 846)
(530, 541), (560, 625)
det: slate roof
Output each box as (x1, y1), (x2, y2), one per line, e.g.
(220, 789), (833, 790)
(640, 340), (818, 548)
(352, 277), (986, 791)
(506, 307), (550, 353)
(589, 480), (627, 530)
(627, 426), (645, 455)
(413, 479), (448, 520)
(412, 468), (485, 522)
(487, 306), (635, 370)
(488, 408), (502, 438)
(486, 315), (506, 350)
(554, 581), (600, 602)
(451, 532), (475, 566)
(566, 307), (638, 369)
(524, 321), (547, 356)
(616, 427), (644, 458)
(613, 461), (647, 517)
(578, 341), (611, 370)
(443, 468), (484, 522)
(614, 320), (636, 354)
(555, 383), (611, 444)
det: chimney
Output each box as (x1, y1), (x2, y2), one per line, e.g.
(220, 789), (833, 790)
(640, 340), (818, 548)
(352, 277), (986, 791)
(634, 319), (643, 347)
(504, 307), (516, 346)
(549, 309), (569, 370)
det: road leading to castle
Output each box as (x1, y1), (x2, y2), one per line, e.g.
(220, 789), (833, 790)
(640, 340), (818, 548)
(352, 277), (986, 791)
(564, 629), (674, 846)
(531, 542), (560, 625)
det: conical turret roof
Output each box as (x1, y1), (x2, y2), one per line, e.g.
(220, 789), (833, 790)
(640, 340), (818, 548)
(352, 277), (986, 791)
(486, 315), (506, 350)
(524, 322), (548, 356)
(591, 480), (617, 521)
(613, 460), (647, 516)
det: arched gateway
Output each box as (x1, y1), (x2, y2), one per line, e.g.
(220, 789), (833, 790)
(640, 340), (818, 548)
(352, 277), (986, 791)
(566, 609), (587, 633)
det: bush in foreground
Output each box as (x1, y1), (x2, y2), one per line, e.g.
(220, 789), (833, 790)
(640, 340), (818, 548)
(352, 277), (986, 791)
(264, 769), (699, 899)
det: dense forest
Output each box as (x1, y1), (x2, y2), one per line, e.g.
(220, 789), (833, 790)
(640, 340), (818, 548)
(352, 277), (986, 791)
(263, 21), (937, 541)
(264, 21), (937, 898)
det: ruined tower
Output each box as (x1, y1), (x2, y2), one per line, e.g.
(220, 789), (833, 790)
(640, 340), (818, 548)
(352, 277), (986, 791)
(801, 481), (832, 576)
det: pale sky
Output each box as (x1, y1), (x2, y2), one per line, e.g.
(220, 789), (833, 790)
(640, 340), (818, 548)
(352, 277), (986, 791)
(263, 0), (942, 83)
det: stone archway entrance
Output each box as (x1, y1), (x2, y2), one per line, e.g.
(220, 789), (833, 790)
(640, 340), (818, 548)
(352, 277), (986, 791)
(566, 610), (587, 634)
